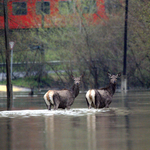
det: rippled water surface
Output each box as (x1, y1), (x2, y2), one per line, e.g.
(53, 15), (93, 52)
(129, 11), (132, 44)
(0, 90), (150, 150)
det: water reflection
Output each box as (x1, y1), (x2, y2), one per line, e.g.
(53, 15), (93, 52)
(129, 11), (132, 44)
(0, 118), (12, 150)
(45, 115), (54, 150)
(125, 115), (132, 150)
(87, 114), (96, 150)
(42, 109), (133, 150)
(122, 92), (132, 150)
(7, 118), (11, 150)
(44, 115), (87, 150)
(0, 91), (150, 150)
(87, 112), (130, 150)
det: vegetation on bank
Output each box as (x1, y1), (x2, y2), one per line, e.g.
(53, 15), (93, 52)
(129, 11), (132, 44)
(0, 77), (44, 89)
(0, 75), (68, 89)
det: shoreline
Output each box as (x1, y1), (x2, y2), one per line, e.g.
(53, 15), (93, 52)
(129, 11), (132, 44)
(0, 85), (30, 92)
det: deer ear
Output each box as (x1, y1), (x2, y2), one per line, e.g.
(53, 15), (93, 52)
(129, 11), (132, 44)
(70, 74), (74, 79)
(80, 72), (85, 78)
(107, 72), (111, 78)
(117, 72), (121, 77)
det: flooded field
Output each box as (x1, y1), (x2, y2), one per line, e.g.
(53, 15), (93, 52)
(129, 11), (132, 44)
(0, 90), (150, 150)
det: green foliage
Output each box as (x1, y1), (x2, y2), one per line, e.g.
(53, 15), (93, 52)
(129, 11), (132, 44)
(0, 76), (53, 88)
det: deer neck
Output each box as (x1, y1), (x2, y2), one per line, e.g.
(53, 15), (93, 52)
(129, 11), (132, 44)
(71, 84), (80, 98)
(107, 83), (116, 96)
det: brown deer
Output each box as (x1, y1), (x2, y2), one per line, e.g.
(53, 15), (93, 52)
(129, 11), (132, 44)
(43, 75), (83, 110)
(85, 72), (121, 109)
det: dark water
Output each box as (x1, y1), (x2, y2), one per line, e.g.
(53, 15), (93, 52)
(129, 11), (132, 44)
(0, 90), (150, 150)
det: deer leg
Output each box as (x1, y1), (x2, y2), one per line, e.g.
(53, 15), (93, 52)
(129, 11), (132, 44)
(54, 101), (60, 110)
(105, 101), (109, 108)
(48, 105), (51, 110)
(96, 101), (100, 109)
(86, 97), (91, 109)
(105, 99), (112, 108)
(53, 93), (60, 110)
(66, 98), (73, 110)
(88, 104), (92, 109)
(44, 98), (51, 110)
(95, 90), (101, 109)
(67, 106), (71, 110)
(105, 104), (109, 108)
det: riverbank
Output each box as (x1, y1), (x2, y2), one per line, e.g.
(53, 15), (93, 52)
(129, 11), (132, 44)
(0, 85), (30, 92)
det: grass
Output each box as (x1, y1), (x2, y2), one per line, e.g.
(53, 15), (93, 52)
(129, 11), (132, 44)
(0, 77), (45, 88)
(0, 75), (64, 89)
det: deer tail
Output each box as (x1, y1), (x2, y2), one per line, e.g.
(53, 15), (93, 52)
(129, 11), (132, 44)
(43, 90), (54, 107)
(86, 89), (95, 108)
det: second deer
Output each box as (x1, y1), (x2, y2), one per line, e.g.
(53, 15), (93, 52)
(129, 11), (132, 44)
(85, 72), (121, 109)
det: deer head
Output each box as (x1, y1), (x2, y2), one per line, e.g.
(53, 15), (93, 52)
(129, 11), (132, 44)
(107, 72), (121, 84)
(71, 74), (84, 85)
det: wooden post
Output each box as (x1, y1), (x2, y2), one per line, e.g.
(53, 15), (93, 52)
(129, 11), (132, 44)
(122, 0), (129, 92)
(3, 0), (12, 110)
(41, 0), (44, 28)
(121, 75), (127, 92)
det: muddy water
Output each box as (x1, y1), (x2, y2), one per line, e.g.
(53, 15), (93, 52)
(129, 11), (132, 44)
(0, 91), (150, 150)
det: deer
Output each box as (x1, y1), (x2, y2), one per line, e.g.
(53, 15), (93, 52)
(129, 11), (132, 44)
(85, 72), (121, 109)
(43, 75), (83, 110)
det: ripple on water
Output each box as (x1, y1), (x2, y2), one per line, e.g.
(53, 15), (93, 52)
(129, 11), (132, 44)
(0, 108), (130, 118)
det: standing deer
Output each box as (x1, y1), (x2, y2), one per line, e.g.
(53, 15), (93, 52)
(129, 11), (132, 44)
(85, 72), (121, 109)
(43, 75), (83, 110)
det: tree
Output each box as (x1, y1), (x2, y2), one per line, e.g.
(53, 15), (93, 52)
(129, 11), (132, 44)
(127, 0), (150, 88)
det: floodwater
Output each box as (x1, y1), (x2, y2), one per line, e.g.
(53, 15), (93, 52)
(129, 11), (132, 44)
(0, 90), (150, 150)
